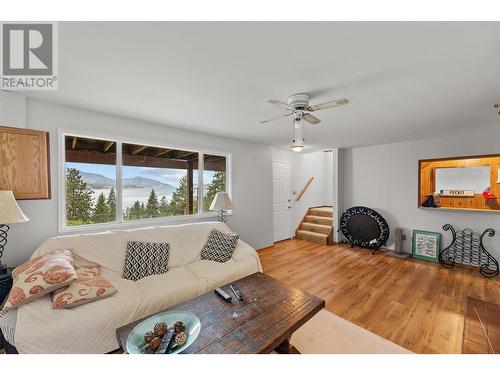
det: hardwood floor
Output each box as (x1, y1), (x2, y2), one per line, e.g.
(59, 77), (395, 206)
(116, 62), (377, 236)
(259, 239), (500, 354)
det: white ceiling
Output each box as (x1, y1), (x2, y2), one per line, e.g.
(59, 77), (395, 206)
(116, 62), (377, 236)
(23, 22), (500, 151)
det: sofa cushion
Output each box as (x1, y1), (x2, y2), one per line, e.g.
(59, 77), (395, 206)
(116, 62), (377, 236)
(2, 249), (77, 312)
(201, 229), (239, 263)
(15, 277), (141, 354)
(52, 266), (117, 309)
(123, 241), (170, 281)
(133, 267), (207, 317)
(32, 231), (136, 276)
(186, 257), (260, 290)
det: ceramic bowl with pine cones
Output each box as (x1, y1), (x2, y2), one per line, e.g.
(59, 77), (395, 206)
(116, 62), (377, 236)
(126, 311), (201, 354)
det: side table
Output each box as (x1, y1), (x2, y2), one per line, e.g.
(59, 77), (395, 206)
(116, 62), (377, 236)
(0, 268), (13, 352)
(0, 268), (13, 305)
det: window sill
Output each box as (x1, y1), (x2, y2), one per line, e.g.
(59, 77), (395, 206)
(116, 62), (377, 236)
(58, 211), (230, 234)
(419, 206), (500, 214)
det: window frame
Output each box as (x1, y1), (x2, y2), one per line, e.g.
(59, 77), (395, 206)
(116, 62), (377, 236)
(58, 129), (232, 233)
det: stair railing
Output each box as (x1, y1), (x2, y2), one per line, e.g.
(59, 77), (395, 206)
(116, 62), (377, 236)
(296, 177), (314, 202)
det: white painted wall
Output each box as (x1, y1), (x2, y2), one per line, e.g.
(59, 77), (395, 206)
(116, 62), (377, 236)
(3, 98), (273, 266)
(272, 149), (333, 233)
(0, 91), (26, 128)
(343, 126), (500, 260)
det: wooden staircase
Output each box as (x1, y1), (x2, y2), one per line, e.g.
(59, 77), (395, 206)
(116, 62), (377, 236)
(296, 206), (334, 245)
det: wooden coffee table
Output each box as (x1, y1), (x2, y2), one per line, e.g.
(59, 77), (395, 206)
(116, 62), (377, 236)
(116, 272), (325, 354)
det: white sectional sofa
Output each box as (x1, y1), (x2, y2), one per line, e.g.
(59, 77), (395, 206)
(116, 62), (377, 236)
(0, 222), (262, 354)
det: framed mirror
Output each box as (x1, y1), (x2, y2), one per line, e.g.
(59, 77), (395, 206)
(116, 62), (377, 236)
(418, 154), (500, 212)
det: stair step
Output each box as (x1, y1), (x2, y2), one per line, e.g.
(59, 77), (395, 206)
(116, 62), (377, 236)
(300, 222), (332, 235)
(296, 230), (328, 245)
(308, 207), (333, 218)
(305, 215), (333, 226)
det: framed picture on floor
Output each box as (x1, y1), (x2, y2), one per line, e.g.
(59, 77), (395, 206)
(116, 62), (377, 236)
(412, 230), (440, 263)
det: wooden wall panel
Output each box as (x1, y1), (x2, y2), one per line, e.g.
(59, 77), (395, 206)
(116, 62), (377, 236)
(0, 126), (50, 200)
(418, 155), (500, 212)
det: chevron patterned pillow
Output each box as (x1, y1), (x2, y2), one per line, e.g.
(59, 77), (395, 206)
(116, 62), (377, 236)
(123, 241), (170, 281)
(200, 229), (239, 263)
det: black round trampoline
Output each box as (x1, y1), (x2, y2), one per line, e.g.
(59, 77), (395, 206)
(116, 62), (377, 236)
(340, 206), (390, 253)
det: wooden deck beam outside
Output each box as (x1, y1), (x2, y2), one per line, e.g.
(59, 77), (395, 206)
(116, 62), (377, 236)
(103, 141), (114, 152)
(65, 149), (225, 172)
(131, 145), (148, 155)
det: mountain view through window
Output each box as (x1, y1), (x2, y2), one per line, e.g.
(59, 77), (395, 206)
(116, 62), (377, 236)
(64, 135), (227, 227)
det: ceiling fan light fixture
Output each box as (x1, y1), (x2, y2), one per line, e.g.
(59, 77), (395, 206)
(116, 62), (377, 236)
(291, 120), (305, 152)
(293, 118), (302, 129)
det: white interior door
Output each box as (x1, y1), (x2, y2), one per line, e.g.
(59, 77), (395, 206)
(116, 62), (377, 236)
(273, 160), (291, 242)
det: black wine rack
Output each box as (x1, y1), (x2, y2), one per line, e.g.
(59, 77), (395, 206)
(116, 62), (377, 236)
(439, 224), (499, 278)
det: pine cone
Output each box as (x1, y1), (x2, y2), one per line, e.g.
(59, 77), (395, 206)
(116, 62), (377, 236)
(144, 331), (156, 343)
(149, 336), (162, 352)
(174, 332), (187, 347)
(154, 322), (168, 337)
(174, 321), (186, 334)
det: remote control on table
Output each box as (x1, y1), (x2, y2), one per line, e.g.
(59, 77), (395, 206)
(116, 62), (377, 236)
(155, 330), (174, 354)
(229, 283), (243, 301)
(215, 287), (232, 302)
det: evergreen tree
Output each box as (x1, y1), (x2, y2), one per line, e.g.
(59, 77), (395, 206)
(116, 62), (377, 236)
(66, 168), (94, 224)
(140, 203), (146, 218)
(159, 195), (168, 217)
(204, 171), (226, 211)
(146, 189), (159, 218)
(129, 200), (142, 220)
(93, 192), (109, 223)
(107, 187), (116, 221)
(168, 176), (188, 215)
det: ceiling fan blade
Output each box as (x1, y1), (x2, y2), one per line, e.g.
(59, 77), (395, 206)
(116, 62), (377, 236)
(303, 113), (321, 125)
(307, 98), (349, 112)
(268, 99), (294, 111)
(259, 112), (293, 124)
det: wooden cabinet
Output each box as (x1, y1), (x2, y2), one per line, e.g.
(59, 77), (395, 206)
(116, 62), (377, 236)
(0, 126), (50, 200)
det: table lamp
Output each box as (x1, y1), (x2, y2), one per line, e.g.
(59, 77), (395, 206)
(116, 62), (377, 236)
(0, 190), (29, 274)
(209, 192), (233, 223)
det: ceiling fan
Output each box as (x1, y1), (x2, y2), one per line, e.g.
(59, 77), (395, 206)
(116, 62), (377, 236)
(260, 93), (349, 152)
(259, 93), (349, 125)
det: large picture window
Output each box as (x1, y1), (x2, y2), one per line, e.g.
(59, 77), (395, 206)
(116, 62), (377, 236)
(65, 136), (117, 226)
(61, 133), (229, 229)
(121, 143), (199, 220)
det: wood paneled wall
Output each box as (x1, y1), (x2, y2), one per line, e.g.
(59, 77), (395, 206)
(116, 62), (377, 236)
(419, 155), (500, 211)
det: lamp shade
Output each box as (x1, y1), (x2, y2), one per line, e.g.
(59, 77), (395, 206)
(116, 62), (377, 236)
(209, 192), (234, 211)
(0, 190), (30, 224)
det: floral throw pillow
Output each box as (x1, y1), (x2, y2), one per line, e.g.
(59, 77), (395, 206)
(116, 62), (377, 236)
(52, 265), (117, 309)
(2, 249), (77, 312)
